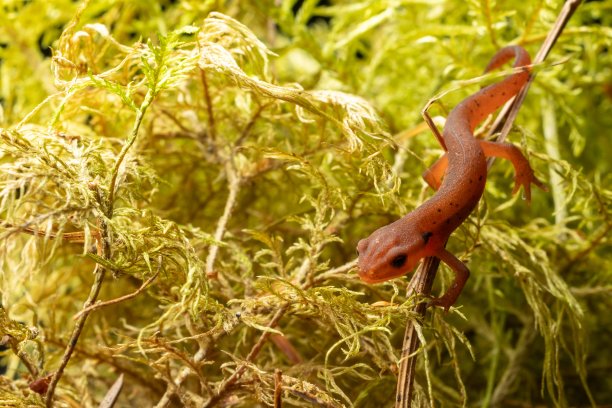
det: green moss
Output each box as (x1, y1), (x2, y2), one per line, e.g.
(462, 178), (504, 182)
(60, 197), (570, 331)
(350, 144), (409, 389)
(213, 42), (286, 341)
(0, 1), (609, 407)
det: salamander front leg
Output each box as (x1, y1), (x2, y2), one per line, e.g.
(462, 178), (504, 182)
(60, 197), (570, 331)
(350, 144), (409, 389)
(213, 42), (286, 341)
(479, 140), (547, 202)
(429, 248), (470, 311)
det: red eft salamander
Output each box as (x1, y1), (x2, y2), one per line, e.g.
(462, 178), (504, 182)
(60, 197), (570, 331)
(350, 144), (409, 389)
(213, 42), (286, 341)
(357, 46), (545, 310)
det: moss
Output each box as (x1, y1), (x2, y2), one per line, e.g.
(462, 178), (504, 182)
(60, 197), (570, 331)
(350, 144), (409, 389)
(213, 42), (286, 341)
(0, 1), (609, 407)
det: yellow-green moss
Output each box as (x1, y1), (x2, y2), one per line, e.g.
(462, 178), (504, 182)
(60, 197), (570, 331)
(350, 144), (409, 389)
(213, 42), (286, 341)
(0, 1), (610, 407)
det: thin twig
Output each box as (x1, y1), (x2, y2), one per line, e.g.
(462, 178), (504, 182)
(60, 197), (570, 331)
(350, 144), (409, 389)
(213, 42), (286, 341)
(107, 90), (154, 216)
(571, 285), (612, 297)
(395, 257), (439, 408)
(234, 102), (272, 147)
(0, 222), (99, 243)
(154, 347), (208, 408)
(73, 270), (159, 320)
(45, 219), (109, 406)
(200, 69), (217, 141)
(270, 334), (303, 365)
(205, 161), (241, 279)
(274, 369), (283, 408)
(312, 259), (357, 283)
(44, 336), (166, 395)
(395, 1), (581, 405)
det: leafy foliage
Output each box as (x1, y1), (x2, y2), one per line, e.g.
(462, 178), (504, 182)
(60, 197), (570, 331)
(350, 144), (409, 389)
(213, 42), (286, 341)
(0, 1), (610, 407)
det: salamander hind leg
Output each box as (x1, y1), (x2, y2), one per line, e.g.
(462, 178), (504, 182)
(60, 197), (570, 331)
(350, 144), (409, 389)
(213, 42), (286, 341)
(429, 248), (470, 312)
(480, 140), (547, 202)
(422, 154), (448, 191)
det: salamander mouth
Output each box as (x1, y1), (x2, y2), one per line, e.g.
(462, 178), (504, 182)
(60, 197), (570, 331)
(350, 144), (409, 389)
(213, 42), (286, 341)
(358, 269), (399, 284)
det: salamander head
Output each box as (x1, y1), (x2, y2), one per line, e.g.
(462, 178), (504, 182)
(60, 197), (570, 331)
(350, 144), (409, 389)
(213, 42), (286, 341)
(356, 220), (433, 283)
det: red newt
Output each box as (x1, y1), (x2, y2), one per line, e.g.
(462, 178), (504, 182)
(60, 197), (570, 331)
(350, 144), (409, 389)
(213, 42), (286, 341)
(356, 46), (545, 310)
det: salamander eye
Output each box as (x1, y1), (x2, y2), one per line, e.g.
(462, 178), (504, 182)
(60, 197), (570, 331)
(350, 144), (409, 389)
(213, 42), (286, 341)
(390, 254), (407, 269)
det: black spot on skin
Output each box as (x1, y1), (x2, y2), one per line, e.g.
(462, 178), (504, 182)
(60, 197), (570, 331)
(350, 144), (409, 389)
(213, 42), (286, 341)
(469, 179), (473, 184)
(437, 208), (442, 213)
(422, 231), (433, 244)
(390, 254), (407, 269)
(478, 175), (483, 181)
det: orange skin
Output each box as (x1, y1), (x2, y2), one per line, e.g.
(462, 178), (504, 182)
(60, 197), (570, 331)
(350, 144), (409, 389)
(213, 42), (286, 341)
(357, 46), (545, 310)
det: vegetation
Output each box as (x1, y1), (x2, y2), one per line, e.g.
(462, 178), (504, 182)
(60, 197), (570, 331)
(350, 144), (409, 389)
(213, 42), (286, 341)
(0, 0), (609, 406)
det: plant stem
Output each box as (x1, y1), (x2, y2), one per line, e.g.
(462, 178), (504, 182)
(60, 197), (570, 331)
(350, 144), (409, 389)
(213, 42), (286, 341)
(200, 69), (216, 141)
(45, 220), (109, 406)
(205, 160), (241, 279)
(45, 85), (156, 405)
(73, 270), (159, 320)
(107, 90), (154, 217)
(395, 257), (439, 408)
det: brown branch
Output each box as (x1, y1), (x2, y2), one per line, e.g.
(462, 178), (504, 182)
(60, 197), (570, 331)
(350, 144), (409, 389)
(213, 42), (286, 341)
(274, 369), (283, 408)
(200, 69), (216, 141)
(154, 346), (208, 408)
(73, 270), (159, 320)
(44, 336), (166, 395)
(0, 222), (99, 244)
(270, 334), (303, 365)
(234, 102), (272, 147)
(45, 267), (107, 406)
(45, 213), (109, 406)
(395, 257), (439, 407)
